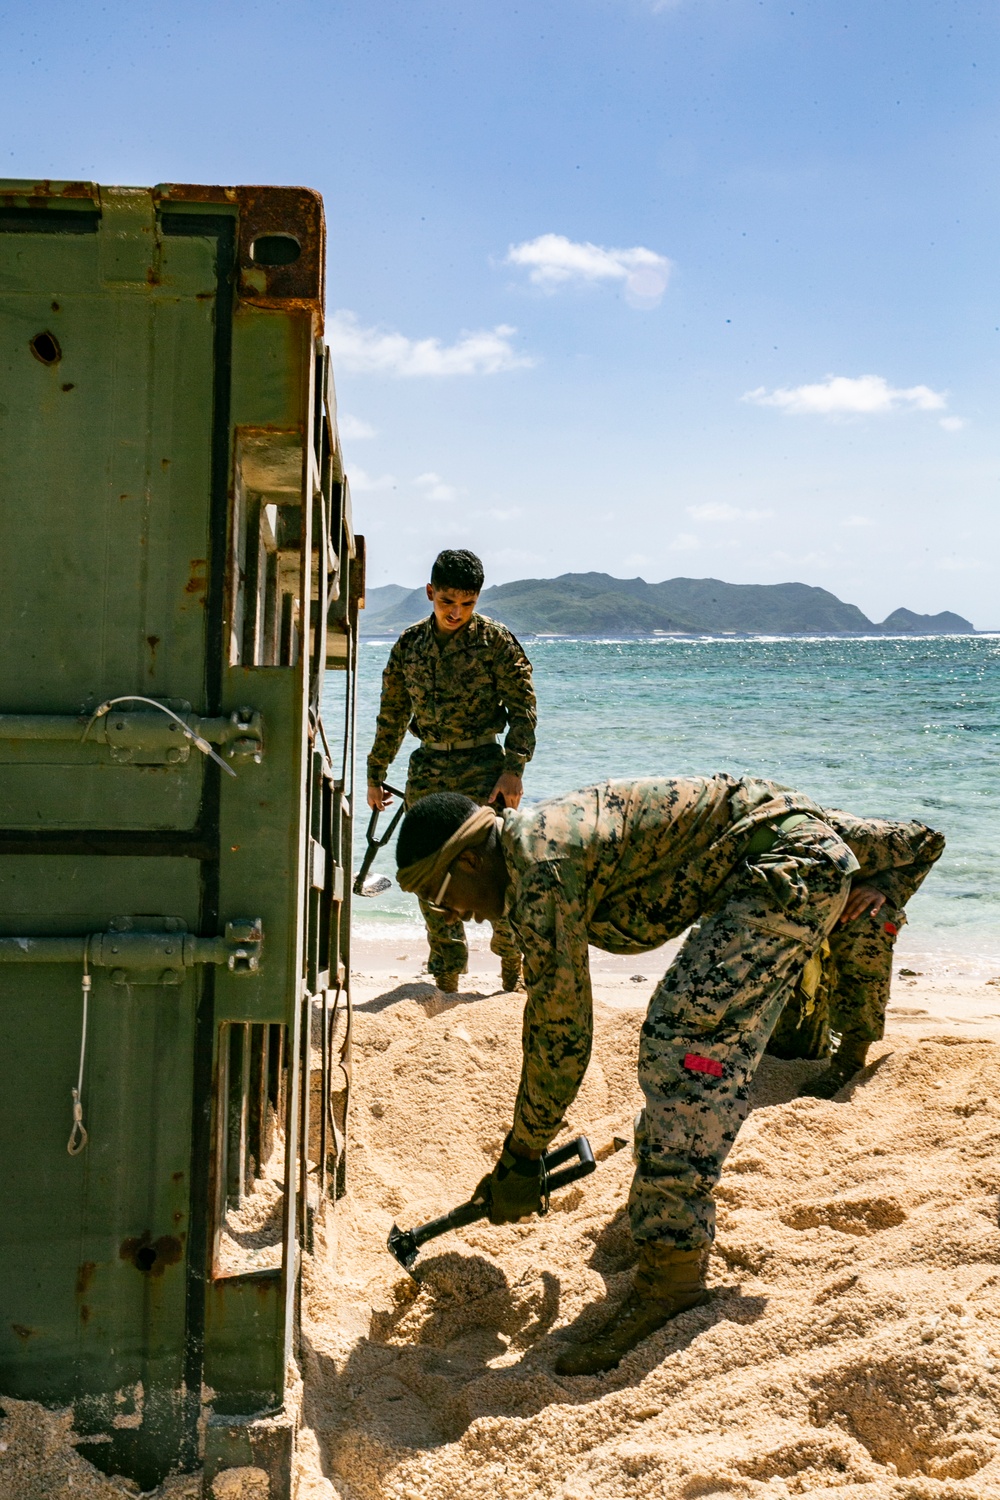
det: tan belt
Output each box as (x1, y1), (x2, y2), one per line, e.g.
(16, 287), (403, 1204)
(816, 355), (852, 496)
(421, 731), (498, 753)
(745, 812), (815, 857)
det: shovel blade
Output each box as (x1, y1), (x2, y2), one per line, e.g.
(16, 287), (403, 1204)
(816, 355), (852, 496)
(387, 1223), (420, 1273)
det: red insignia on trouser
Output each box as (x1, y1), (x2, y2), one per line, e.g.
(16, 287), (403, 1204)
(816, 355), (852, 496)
(883, 921), (898, 935)
(683, 1053), (723, 1077)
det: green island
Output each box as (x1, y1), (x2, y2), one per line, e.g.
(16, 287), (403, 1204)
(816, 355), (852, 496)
(362, 572), (976, 637)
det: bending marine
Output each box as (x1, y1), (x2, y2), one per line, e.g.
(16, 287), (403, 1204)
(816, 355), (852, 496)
(394, 775), (944, 1376)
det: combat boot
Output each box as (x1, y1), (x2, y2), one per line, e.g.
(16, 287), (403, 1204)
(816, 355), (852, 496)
(554, 1243), (709, 1377)
(798, 1035), (870, 1099)
(500, 959), (524, 992)
(435, 972), (460, 995)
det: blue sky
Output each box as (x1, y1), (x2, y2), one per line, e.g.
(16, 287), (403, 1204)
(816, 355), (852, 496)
(3, 0), (998, 624)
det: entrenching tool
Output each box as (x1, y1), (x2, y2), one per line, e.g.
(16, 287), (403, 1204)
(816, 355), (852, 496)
(353, 784), (406, 897)
(387, 1135), (598, 1274)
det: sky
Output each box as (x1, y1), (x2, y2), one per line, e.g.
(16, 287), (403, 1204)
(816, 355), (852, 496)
(3, 0), (999, 625)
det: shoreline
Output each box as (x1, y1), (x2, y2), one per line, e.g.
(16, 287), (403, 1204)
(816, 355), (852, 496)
(351, 926), (1000, 1043)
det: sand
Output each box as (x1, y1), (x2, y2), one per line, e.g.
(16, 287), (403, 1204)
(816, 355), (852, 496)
(5, 936), (1000, 1499)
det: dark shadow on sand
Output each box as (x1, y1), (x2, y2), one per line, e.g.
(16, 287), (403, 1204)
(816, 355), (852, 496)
(301, 1222), (767, 1495)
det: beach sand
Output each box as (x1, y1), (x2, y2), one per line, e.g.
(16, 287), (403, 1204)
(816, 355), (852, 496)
(4, 930), (999, 1499)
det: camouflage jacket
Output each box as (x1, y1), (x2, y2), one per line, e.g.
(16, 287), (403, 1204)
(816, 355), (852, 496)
(500, 776), (942, 1151)
(366, 613), (537, 785)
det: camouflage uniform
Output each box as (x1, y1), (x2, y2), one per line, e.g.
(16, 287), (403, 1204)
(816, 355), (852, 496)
(768, 812), (946, 1059)
(367, 613), (536, 978)
(499, 776), (942, 1252)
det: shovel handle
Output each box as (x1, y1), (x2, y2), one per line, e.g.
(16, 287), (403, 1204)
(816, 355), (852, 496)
(545, 1134), (595, 1193)
(387, 1135), (597, 1271)
(352, 785), (406, 895)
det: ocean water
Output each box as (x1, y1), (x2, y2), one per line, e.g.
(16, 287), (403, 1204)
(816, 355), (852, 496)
(327, 634), (1000, 967)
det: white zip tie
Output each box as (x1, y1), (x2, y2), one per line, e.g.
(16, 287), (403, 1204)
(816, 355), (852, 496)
(67, 941), (91, 1156)
(82, 695), (237, 777)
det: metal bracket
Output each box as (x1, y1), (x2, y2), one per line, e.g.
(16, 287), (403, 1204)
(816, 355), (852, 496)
(0, 916), (263, 985)
(0, 703), (264, 767)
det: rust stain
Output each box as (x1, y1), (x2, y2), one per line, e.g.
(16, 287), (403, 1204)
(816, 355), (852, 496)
(80, 1304), (92, 1325)
(145, 266), (161, 287)
(119, 1231), (184, 1277)
(160, 457), (171, 470)
(171, 1169), (184, 1182)
(184, 559), (208, 596)
(11, 1324), (37, 1343)
(62, 382), (75, 392)
(76, 1260), (97, 1297)
(51, 301), (60, 312)
(146, 635), (160, 673)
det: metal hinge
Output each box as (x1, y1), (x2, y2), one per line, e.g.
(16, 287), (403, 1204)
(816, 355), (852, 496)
(0, 916), (263, 985)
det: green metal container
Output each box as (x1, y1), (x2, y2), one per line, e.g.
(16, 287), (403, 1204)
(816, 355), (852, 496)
(0, 180), (362, 1494)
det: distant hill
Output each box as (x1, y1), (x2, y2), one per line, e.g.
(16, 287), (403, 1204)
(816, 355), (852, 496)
(360, 572), (976, 637)
(880, 607), (976, 634)
(364, 583), (417, 617)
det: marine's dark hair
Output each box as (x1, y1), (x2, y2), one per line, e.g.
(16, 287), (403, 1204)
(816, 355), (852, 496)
(396, 792), (477, 869)
(430, 549), (484, 594)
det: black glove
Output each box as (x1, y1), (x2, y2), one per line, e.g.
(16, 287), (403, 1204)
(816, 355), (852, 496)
(473, 1136), (548, 1225)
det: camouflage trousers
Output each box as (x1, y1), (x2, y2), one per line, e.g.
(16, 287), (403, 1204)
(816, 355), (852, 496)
(405, 742), (521, 979)
(629, 818), (858, 1252)
(768, 852), (942, 1059)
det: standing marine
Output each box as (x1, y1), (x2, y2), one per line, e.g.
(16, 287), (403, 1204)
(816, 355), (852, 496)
(366, 548), (537, 994)
(393, 775), (944, 1375)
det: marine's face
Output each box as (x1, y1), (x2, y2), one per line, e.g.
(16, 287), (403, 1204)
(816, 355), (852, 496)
(427, 584), (479, 635)
(435, 845), (507, 923)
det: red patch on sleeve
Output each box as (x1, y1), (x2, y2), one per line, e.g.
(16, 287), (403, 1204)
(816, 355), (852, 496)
(883, 921), (898, 935)
(683, 1053), (724, 1078)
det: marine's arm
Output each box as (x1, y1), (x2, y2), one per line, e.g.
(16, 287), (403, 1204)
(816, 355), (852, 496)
(492, 628), (537, 778)
(366, 641), (411, 793)
(507, 862), (594, 1155)
(827, 812), (946, 912)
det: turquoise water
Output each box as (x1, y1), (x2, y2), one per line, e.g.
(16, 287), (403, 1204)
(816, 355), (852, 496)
(330, 634), (1000, 963)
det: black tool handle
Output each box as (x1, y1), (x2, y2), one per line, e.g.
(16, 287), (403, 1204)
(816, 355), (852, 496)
(412, 1196), (487, 1249)
(545, 1134), (595, 1192)
(408, 1136), (594, 1250)
(352, 784), (406, 895)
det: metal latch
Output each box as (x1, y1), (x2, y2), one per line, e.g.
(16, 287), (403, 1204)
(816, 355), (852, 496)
(0, 916), (263, 985)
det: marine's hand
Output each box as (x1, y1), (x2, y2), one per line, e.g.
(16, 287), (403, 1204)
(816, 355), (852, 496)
(473, 1138), (544, 1224)
(367, 783), (393, 812)
(489, 772), (523, 810)
(839, 883), (887, 924)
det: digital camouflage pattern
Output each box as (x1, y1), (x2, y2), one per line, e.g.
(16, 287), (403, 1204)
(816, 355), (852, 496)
(499, 776), (943, 1250)
(366, 612), (535, 979)
(406, 743), (520, 978)
(769, 813), (946, 1057)
(366, 612), (537, 786)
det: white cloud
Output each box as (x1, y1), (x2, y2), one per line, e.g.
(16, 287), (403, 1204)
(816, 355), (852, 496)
(348, 466), (396, 493)
(506, 233), (672, 308)
(339, 413), (377, 441)
(669, 532), (702, 551)
(743, 373), (948, 416)
(414, 471), (462, 503)
(940, 416), (968, 432)
(686, 503), (774, 523)
(328, 310), (533, 377)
